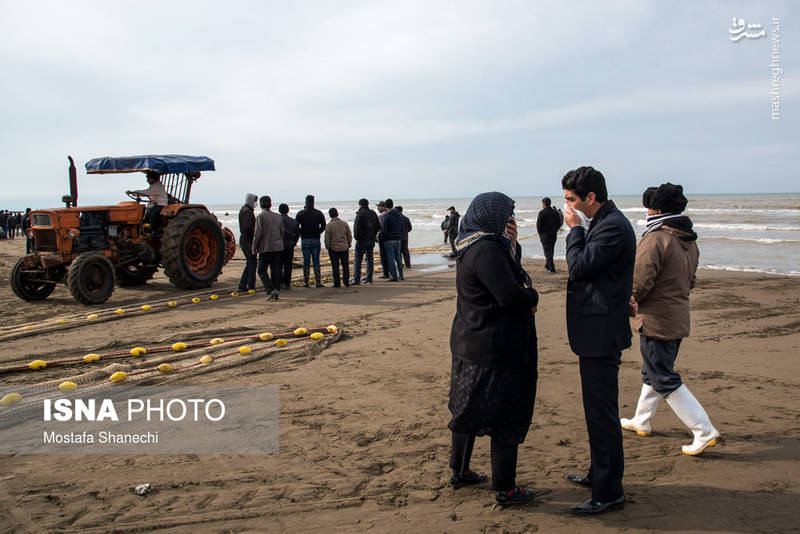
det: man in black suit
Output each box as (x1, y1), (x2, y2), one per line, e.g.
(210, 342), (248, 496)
(561, 166), (636, 515)
(536, 197), (562, 273)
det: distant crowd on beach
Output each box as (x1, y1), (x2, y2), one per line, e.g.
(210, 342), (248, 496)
(235, 193), (466, 299)
(0, 209), (33, 252)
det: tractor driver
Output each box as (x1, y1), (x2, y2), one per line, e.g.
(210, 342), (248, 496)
(127, 171), (168, 233)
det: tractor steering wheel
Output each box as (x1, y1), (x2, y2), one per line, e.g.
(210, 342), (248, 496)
(126, 191), (146, 202)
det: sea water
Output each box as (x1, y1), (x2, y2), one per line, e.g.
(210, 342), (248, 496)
(210, 193), (800, 276)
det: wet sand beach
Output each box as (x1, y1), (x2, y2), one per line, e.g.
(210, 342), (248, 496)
(1, 237), (798, 533)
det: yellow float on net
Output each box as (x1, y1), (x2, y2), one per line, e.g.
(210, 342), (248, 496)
(114, 308), (125, 315)
(171, 342), (188, 352)
(130, 347), (146, 357)
(157, 363), (174, 373)
(293, 327), (308, 337)
(274, 339), (288, 347)
(59, 381), (78, 392)
(209, 338), (225, 345)
(141, 304), (152, 311)
(28, 360), (47, 370)
(209, 294), (219, 300)
(199, 355), (213, 364)
(83, 353), (101, 362)
(248, 289), (256, 294)
(259, 332), (274, 341)
(192, 297), (201, 304)
(0, 393), (22, 406)
(230, 292), (239, 297)
(239, 346), (252, 355)
(168, 301), (178, 307)
(87, 313), (99, 320)
(310, 332), (324, 340)
(326, 325), (338, 334)
(23, 325), (35, 331)
(109, 371), (127, 383)
(56, 319), (69, 325)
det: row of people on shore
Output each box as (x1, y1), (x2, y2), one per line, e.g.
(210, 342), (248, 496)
(0, 209), (28, 240)
(448, 166), (719, 515)
(237, 194), (415, 299)
(0, 208), (34, 252)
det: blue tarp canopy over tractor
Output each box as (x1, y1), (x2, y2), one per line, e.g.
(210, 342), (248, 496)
(85, 155), (215, 175)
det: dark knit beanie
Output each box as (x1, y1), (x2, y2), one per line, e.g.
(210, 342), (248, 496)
(643, 183), (687, 213)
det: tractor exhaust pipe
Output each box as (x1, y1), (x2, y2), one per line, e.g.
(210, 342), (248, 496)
(63, 155), (78, 207)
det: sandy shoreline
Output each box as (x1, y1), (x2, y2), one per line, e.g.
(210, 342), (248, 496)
(0, 237), (798, 533)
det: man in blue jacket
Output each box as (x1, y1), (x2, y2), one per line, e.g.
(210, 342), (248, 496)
(561, 166), (635, 516)
(380, 199), (404, 282)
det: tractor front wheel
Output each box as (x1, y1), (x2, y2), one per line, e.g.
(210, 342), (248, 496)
(161, 209), (225, 289)
(68, 253), (116, 305)
(10, 258), (56, 301)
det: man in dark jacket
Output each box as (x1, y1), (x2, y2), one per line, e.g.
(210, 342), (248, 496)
(536, 197), (562, 273)
(380, 199), (404, 281)
(295, 194), (327, 287)
(376, 200), (389, 278)
(447, 206), (460, 256)
(353, 198), (379, 284)
(0, 211), (7, 240)
(396, 206), (413, 268)
(237, 193), (258, 292)
(561, 166), (635, 516)
(279, 203), (300, 290)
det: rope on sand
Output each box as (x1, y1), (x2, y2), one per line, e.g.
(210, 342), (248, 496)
(0, 325), (340, 407)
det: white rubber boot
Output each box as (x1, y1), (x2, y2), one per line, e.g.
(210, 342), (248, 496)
(620, 383), (660, 436)
(665, 384), (720, 455)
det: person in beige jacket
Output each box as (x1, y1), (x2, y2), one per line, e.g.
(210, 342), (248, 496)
(252, 196), (284, 300)
(621, 183), (719, 455)
(324, 207), (352, 288)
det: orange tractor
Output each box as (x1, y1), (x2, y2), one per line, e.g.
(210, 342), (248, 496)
(11, 155), (236, 304)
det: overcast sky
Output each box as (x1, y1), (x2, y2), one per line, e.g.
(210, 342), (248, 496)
(1, 0), (797, 208)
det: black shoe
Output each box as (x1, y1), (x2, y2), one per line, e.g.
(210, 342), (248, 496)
(449, 469), (487, 489)
(495, 486), (535, 506)
(389, 278), (399, 282)
(565, 473), (592, 488)
(569, 495), (625, 515)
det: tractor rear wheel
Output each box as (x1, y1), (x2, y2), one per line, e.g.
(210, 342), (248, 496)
(161, 209), (225, 289)
(10, 258), (56, 301)
(68, 253), (116, 304)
